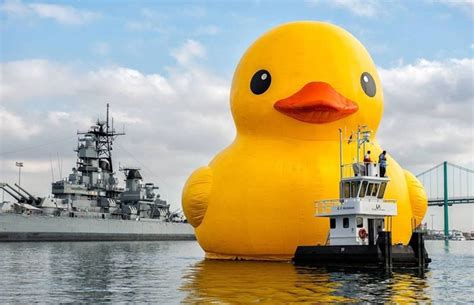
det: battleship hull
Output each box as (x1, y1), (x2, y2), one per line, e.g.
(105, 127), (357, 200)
(0, 213), (195, 242)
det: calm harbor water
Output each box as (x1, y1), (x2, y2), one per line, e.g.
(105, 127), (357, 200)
(0, 240), (472, 303)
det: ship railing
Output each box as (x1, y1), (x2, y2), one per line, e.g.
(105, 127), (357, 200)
(344, 197), (397, 205)
(314, 199), (342, 215)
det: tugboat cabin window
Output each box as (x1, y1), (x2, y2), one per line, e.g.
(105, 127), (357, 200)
(343, 217), (349, 228)
(330, 218), (336, 229)
(367, 183), (374, 197)
(343, 182), (350, 198)
(356, 217), (363, 228)
(351, 181), (360, 198)
(372, 183), (379, 197)
(359, 181), (368, 198)
(378, 182), (387, 199)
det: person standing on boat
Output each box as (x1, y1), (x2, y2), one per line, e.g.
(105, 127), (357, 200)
(364, 151), (372, 175)
(378, 151), (387, 177)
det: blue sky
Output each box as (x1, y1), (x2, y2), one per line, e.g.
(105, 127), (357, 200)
(1, 0), (473, 75)
(1, 0), (473, 230)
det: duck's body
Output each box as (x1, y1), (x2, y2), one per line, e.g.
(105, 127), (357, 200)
(186, 137), (424, 260)
(182, 21), (427, 260)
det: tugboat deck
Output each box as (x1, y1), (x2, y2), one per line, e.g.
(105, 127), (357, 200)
(293, 232), (431, 270)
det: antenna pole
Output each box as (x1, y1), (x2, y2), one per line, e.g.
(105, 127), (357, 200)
(339, 128), (343, 200)
(57, 153), (62, 180)
(339, 128), (343, 180)
(356, 126), (360, 165)
(106, 103), (109, 133)
(50, 154), (55, 182)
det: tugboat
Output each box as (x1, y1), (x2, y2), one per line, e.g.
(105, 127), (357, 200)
(293, 126), (431, 271)
(0, 105), (194, 241)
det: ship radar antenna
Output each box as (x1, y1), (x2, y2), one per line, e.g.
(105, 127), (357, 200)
(106, 103), (110, 135)
(76, 104), (125, 174)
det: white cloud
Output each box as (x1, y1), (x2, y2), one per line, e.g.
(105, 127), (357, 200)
(0, 108), (42, 140)
(0, 40), (231, 209)
(29, 3), (99, 25)
(0, 0), (100, 25)
(46, 111), (92, 129)
(0, 0), (29, 16)
(171, 39), (206, 65)
(0, 59), (78, 102)
(47, 111), (70, 126)
(306, 0), (379, 17)
(437, 0), (474, 18)
(378, 58), (474, 173)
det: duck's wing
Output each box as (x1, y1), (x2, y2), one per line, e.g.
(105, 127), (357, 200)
(182, 166), (213, 228)
(404, 169), (428, 227)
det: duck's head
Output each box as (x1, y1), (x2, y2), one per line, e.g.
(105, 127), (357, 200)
(230, 21), (383, 140)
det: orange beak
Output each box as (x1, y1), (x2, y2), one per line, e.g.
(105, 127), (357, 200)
(274, 82), (358, 124)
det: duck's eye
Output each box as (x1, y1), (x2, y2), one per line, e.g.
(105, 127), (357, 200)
(250, 69), (271, 95)
(360, 72), (376, 97)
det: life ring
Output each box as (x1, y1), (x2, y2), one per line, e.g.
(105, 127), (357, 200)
(358, 228), (368, 239)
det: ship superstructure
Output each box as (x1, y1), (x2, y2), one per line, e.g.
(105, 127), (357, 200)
(0, 105), (193, 241)
(120, 167), (181, 221)
(48, 104), (124, 216)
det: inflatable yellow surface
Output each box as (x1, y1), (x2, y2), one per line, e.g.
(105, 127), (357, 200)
(182, 21), (427, 260)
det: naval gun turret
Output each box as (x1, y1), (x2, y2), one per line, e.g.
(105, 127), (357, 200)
(119, 168), (172, 220)
(14, 183), (42, 206)
(0, 183), (23, 203)
(0, 183), (41, 206)
(0, 183), (43, 214)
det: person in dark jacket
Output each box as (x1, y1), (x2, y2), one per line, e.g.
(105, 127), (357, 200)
(378, 151), (387, 177)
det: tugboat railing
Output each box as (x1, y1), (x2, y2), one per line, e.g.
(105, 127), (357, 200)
(314, 198), (397, 215)
(341, 162), (382, 178)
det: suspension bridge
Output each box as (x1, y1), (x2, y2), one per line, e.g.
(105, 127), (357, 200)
(416, 161), (474, 237)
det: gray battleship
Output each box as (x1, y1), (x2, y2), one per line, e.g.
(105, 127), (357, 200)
(0, 105), (194, 241)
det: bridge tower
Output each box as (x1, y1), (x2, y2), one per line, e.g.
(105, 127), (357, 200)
(417, 161), (474, 238)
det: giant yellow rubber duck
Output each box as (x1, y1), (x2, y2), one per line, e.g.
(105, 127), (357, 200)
(182, 21), (427, 260)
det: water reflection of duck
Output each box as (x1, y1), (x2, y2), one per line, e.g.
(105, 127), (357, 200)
(180, 260), (431, 303)
(180, 260), (347, 303)
(390, 273), (431, 303)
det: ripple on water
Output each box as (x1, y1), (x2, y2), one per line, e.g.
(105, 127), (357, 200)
(0, 240), (472, 303)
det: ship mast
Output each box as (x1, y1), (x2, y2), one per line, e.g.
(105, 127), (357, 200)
(77, 104), (125, 173)
(106, 103), (112, 172)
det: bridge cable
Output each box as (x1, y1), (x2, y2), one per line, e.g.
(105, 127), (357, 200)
(428, 167), (433, 197)
(447, 162), (474, 173)
(459, 169), (462, 198)
(416, 162), (444, 178)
